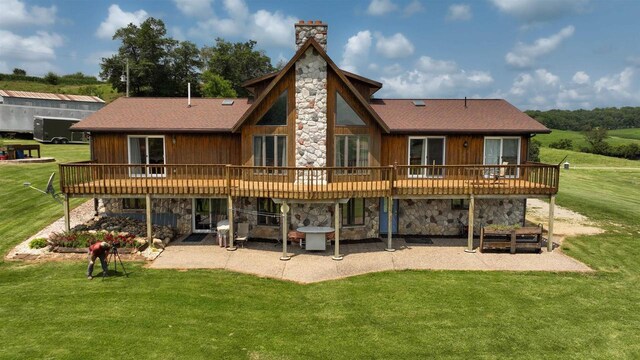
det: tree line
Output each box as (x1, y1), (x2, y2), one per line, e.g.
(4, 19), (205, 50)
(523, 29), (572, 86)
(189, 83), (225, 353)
(100, 17), (275, 98)
(548, 127), (640, 160)
(0, 69), (101, 86)
(526, 107), (640, 131)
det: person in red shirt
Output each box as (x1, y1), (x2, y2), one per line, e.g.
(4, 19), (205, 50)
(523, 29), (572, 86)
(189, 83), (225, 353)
(87, 241), (111, 279)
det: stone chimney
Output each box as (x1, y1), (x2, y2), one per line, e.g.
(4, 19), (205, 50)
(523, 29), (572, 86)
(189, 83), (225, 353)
(295, 20), (328, 51)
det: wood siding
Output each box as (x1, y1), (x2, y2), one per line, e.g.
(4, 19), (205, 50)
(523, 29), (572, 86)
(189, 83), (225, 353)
(327, 67), (382, 167)
(239, 67), (296, 166)
(90, 133), (241, 165)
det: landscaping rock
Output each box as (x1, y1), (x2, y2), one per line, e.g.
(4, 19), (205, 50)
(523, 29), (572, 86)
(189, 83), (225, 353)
(72, 216), (178, 241)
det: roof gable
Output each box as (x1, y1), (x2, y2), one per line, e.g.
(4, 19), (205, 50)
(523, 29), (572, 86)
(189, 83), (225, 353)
(232, 38), (390, 132)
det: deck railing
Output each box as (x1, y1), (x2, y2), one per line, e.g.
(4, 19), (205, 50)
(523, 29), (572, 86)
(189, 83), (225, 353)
(59, 162), (559, 198)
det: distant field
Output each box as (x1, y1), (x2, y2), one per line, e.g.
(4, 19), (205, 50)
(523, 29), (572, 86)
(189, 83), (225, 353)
(609, 128), (640, 141)
(537, 129), (640, 149)
(0, 80), (121, 103)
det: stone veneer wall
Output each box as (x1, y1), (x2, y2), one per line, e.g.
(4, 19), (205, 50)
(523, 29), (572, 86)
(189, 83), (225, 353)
(398, 199), (525, 236)
(103, 198), (192, 235)
(295, 47), (328, 173)
(295, 22), (328, 51)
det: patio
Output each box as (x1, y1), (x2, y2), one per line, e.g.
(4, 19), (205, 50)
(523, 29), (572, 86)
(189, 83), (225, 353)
(149, 235), (592, 283)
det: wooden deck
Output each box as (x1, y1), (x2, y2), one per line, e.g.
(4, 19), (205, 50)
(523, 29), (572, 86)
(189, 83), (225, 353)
(60, 163), (559, 199)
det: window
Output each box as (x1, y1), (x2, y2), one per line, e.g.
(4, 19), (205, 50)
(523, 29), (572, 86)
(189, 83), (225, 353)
(122, 198), (144, 210)
(484, 137), (520, 177)
(408, 137), (445, 177)
(257, 198), (280, 226)
(254, 135), (287, 168)
(341, 198), (365, 226)
(257, 90), (287, 125)
(335, 135), (369, 168)
(451, 199), (470, 210)
(128, 136), (165, 177)
(336, 92), (366, 126)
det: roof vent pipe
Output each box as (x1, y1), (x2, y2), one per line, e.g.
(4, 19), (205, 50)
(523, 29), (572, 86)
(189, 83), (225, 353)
(188, 83), (191, 107)
(464, 96), (467, 108)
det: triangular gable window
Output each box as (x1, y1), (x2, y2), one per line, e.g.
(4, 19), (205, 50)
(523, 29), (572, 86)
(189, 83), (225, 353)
(257, 90), (287, 125)
(336, 91), (366, 126)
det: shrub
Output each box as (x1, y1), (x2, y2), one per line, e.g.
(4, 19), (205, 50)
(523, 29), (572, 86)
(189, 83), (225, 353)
(43, 72), (60, 85)
(528, 139), (541, 162)
(48, 231), (93, 248)
(29, 238), (48, 249)
(549, 138), (573, 150)
(104, 232), (137, 248)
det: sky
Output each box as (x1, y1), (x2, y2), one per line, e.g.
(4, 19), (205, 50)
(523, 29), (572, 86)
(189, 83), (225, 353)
(1, 0), (639, 111)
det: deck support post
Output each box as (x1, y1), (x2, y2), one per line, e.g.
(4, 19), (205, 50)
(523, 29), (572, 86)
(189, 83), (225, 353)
(332, 201), (343, 260)
(227, 195), (236, 251)
(63, 194), (70, 232)
(280, 202), (290, 261)
(547, 195), (555, 252)
(385, 196), (395, 252)
(145, 194), (152, 247)
(465, 195), (476, 253)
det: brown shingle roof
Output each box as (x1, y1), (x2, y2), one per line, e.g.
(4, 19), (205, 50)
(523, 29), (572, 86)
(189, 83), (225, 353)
(0, 90), (104, 103)
(71, 97), (252, 132)
(370, 99), (550, 134)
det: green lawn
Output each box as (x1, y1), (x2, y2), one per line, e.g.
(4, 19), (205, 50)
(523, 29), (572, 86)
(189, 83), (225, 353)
(536, 129), (640, 150)
(1, 143), (639, 359)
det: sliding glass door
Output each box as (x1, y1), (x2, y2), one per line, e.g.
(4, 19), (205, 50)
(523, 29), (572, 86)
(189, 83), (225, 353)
(128, 136), (165, 177)
(484, 137), (520, 177)
(193, 198), (228, 233)
(408, 137), (445, 177)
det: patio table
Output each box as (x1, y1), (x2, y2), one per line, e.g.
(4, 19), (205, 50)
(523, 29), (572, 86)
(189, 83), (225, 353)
(297, 226), (334, 251)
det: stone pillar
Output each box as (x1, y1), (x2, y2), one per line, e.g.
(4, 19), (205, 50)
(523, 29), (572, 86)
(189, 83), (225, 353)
(295, 20), (328, 51)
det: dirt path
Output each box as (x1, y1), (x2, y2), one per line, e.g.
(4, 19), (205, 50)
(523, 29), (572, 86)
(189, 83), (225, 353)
(526, 198), (604, 242)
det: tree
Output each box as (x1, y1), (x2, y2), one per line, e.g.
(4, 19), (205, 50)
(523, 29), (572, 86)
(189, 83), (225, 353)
(169, 41), (202, 97)
(201, 38), (275, 97)
(549, 138), (573, 150)
(201, 71), (237, 98)
(12, 68), (26, 76)
(44, 72), (60, 85)
(584, 127), (609, 154)
(528, 139), (541, 162)
(100, 17), (180, 96)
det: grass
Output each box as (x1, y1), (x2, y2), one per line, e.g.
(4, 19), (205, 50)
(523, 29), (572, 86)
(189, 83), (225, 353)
(0, 143), (640, 359)
(0, 80), (122, 103)
(609, 128), (640, 141)
(536, 129), (640, 150)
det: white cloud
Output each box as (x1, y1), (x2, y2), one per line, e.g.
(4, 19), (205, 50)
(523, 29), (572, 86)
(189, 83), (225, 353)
(173, 0), (214, 18)
(572, 71), (590, 84)
(366, 0), (398, 16)
(0, 30), (64, 75)
(490, 0), (589, 24)
(380, 55), (493, 98)
(383, 63), (403, 75)
(498, 67), (640, 110)
(187, 0), (295, 48)
(340, 30), (372, 73)
(446, 4), (472, 21)
(505, 26), (575, 68)
(375, 33), (414, 59)
(96, 4), (148, 40)
(403, 0), (424, 16)
(0, 0), (56, 28)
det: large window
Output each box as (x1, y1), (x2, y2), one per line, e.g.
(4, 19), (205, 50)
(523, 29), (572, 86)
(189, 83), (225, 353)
(335, 135), (369, 168)
(341, 198), (365, 226)
(336, 92), (366, 126)
(484, 137), (520, 177)
(254, 135), (287, 167)
(408, 137), (445, 177)
(128, 136), (165, 177)
(257, 198), (280, 226)
(257, 90), (287, 125)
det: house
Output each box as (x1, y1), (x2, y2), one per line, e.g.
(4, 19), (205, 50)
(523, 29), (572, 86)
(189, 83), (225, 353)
(0, 90), (104, 134)
(60, 20), (559, 258)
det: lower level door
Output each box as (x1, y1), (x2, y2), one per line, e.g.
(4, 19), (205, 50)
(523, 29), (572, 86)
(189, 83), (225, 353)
(193, 198), (227, 233)
(379, 198), (398, 235)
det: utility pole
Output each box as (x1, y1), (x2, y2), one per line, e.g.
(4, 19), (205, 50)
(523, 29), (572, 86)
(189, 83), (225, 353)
(126, 58), (129, 97)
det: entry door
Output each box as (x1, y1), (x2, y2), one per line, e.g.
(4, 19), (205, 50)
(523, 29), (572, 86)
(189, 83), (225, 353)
(193, 198), (227, 233)
(128, 136), (165, 177)
(379, 198), (398, 235)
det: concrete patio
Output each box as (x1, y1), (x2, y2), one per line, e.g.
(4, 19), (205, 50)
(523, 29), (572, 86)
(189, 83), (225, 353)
(149, 235), (592, 283)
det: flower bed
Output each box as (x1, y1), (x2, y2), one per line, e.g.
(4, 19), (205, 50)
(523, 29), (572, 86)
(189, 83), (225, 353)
(48, 230), (142, 252)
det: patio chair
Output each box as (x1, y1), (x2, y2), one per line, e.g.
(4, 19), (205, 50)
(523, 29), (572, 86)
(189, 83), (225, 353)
(288, 230), (305, 248)
(234, 223), (250, 248)
(325, 231), (335, 246)
(493, 161), (509, 183)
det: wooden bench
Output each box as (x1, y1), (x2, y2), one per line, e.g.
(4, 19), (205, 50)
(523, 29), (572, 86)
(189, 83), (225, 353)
(480, 224), (543, 254)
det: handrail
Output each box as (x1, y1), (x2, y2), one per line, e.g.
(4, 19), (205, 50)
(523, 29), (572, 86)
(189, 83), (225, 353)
(59, 162), (559, 198)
